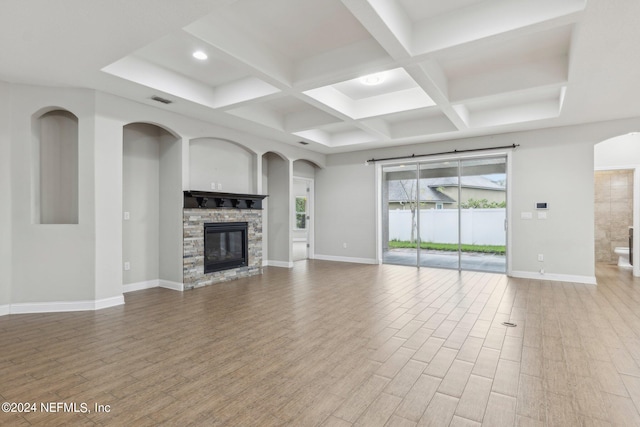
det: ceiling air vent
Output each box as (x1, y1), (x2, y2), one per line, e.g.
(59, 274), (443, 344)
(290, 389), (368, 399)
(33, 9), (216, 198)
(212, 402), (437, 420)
(151, 95), (173, 105)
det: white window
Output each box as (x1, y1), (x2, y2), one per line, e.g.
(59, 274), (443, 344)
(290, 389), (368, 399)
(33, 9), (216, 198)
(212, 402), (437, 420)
(295, 196), (307, 229)
(435, 202), (444, 210)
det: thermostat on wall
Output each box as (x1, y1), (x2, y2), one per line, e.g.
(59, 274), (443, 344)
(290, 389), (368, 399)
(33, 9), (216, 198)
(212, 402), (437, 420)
(535, 202), (548, 209)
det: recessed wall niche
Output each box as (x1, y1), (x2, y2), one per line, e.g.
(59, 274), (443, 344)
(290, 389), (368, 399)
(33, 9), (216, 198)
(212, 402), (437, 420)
(123, 123), (183, 287)
(32, 109), (79, 224)
(189, 138), (256, 194)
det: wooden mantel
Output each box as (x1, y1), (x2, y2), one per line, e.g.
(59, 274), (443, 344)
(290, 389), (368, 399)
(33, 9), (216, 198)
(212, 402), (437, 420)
(183, 191), (268, 210)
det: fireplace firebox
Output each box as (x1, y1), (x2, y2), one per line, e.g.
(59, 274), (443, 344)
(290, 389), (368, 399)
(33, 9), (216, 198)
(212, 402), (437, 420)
(204, 222), (248, 274)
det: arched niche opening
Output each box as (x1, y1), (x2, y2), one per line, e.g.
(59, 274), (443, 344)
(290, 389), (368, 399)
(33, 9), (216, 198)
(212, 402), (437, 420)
(122, 122), (183, 287)
(32, 108), (79, 224)
(594, 132), (640, 276)
(293, 159), (321, 178)
(189, 138), (257, 194)
(262, 151), (290, 266)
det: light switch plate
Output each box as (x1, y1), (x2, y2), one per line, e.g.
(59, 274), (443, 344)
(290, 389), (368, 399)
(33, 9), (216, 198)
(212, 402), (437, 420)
(521, 212), (533, 220)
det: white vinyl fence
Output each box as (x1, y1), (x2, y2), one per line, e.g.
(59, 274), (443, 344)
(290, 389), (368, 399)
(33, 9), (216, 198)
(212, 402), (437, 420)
(388, 208), (506, 246)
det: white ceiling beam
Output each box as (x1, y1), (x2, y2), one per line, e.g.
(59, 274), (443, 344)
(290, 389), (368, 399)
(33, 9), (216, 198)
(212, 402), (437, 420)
(340, 0), (412, 61)
(404, 63), (468, 131)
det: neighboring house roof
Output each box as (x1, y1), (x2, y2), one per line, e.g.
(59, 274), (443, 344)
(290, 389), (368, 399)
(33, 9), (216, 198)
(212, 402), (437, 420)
(388, 181), (455, 204)
(387, 176), (504, 203)
(425, 176), (505, 191)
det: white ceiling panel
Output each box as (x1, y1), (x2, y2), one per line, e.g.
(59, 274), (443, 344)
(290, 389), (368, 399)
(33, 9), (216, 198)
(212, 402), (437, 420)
(5, 0), (640, 153)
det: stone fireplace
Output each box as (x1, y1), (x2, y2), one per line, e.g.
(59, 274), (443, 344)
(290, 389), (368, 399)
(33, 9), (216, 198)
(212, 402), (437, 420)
(183, 191), (266, 290)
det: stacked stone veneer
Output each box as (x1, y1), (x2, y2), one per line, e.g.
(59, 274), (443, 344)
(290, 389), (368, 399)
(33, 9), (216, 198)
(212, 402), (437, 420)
(183, 208), (263, 289)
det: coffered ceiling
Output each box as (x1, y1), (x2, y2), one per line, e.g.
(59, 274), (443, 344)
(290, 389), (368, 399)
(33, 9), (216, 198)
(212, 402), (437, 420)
(2, 0), (640, 154)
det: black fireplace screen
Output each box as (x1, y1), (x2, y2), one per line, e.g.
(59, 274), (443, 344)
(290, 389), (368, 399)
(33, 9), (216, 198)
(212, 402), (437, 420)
(204, 222), (248, 273)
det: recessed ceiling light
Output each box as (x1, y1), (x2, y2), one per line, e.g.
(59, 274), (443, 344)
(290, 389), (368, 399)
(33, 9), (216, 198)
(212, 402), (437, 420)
(360, 72), (386, 86)
(192, 51), (208, 60)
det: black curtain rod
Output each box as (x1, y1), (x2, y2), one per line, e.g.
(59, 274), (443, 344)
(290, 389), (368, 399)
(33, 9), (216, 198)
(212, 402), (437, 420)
(366, 143), (519, 164)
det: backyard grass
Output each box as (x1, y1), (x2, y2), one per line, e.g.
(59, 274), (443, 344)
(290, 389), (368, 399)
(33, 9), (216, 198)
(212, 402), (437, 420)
(389, 240), (505, 255)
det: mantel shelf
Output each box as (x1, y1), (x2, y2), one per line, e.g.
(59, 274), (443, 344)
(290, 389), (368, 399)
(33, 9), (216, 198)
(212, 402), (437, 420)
(183, 191), (267, 210)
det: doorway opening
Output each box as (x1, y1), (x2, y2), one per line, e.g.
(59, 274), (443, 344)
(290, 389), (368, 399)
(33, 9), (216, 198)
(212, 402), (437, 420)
(381, 155), (507, 273)
(594, 133), (639, 277)
(292, 177), (313, 261)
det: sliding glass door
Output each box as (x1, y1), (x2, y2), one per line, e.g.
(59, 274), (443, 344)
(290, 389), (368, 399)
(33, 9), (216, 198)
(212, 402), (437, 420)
(459, 158), (507, 272)
(382, 156), (507, 273)
(417, 161), (460, 270)
(382, 163), (418, 267)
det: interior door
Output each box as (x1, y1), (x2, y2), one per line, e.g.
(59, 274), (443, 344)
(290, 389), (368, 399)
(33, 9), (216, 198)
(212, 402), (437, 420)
(292, 178), (311, 261)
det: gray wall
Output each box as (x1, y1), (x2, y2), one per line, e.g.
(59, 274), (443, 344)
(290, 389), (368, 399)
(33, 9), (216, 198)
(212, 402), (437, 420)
(0, 83), (11, 307)
(93, 110), (125, 300)
(189, 138), (255, 193)
(509, 131), (594, 277)
(159, 131), (183, 284)
(316, 162), (377, 261)
(293, 159), (316, 178)
(595, 134), (640, 167)
(123, 124), (161, 285)
(266, 153), (291, 264)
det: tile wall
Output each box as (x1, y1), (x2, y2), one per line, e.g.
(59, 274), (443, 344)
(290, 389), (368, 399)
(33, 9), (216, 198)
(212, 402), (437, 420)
(595, 169), (633, 263)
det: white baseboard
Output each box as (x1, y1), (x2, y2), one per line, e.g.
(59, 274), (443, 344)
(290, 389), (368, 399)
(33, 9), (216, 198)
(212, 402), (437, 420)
(0, 304), (10, 316)
(8, 295), (125, 315)
(510, 270), (597, 285)
(123, 279), (159, 293)
(124, 279), (184, 293)
(159, 280), (184, 291)
(264, 260), (294, 268)
(314, 254), (378, 265)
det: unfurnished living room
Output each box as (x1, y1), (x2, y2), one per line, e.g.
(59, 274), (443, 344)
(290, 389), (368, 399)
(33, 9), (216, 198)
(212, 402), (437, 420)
(2, 0), (640, 426)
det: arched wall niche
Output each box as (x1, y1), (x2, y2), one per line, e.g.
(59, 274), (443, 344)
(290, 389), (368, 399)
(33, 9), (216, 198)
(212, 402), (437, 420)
(262, 151), (292, 265)
(31, 107), (79, 224)
(123, 120), (181, 139)
(122, 122), (183, 286)
(189, 137), (258, 194)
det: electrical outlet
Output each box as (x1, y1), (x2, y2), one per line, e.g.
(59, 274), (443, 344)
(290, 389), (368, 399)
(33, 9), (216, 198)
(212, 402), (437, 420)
(124, 261), (130, 271)
(123, 211), (130, 220)
(211, 182), (216, 190)
(217, 183), (222, 190)
(343, 243), (347, 249)
(538, 254), (544, 262)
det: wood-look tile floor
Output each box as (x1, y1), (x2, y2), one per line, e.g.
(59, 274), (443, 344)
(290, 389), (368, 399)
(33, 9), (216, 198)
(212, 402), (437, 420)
(2, 261), (640, 426)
